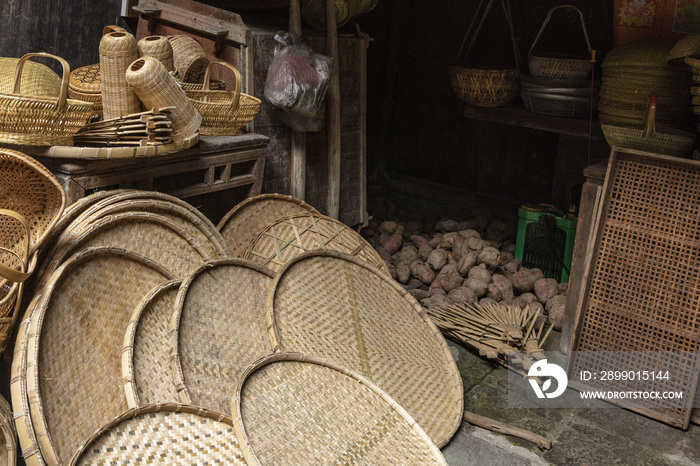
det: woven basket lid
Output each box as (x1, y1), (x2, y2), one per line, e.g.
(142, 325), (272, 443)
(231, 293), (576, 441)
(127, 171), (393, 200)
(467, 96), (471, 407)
(69, 403), (243, 465)
(69, 63), (101, 94)
(232, 352), (447, 465)
(25, 246), (173, 465)
(122, 279), (182, 408)
(0, 392), (17, 466)
(37, 211), (211, 288)
(171, 259), (274, 414)
(268, 251), (464, 447)
(217, 193), (320, 257)
(243, 212), (390, 275)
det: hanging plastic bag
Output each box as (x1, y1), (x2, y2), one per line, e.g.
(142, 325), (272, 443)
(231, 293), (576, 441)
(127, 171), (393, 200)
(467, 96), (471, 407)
(263, 31), (332, 132)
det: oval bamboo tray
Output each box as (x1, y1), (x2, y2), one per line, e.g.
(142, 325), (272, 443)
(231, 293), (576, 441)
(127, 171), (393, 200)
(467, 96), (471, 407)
(267, 250), (464, 447)
(232, 353), (447, 465)
(122, 279), (182, 408)
(217, 193), (320, 258)
(170, 259), (275, 414)
(69, 403), (242, 465)
(243, 212), (389, 275)
(25, 247), (173, 465)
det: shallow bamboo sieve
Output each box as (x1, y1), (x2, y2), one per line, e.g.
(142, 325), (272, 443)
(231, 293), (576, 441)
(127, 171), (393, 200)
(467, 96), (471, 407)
(99, 31), (142, 119)
(125, 56), (201, 141)
(137, 35), (174, 72)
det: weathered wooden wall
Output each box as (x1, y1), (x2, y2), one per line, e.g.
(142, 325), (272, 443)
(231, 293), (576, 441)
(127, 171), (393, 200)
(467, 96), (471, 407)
(0, 0), (125, 68)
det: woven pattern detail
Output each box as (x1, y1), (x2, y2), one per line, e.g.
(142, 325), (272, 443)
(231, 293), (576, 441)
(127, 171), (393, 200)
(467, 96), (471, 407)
(217, 193), (319, 258)
(235, 356), (445, 465)
(173, 261), (273, 414)
(126, 281), (181, 407)
(138, 35), (174, 72)
(30, 249), (171, 464)
(269, 253), (463, 447)
(189, 92), (260, 136)
(73, 406), (243, 465)
(569, 151), (700, 428)
(170, 35), (208, 84)
(0, 57), (61, 97)
(449, 67), (519, 108)
(243, 213), (389, 274)
(99, 32), (141, 120)
(69, 64), (101, 91)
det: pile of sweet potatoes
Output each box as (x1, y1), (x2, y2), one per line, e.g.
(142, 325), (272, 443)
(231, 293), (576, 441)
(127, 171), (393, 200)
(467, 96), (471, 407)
(362, 217), (568, 330)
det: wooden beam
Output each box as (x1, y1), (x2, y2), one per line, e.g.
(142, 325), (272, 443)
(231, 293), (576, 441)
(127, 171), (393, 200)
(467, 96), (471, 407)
(326, 0), (341, 219)
(289, 0), (307, 201)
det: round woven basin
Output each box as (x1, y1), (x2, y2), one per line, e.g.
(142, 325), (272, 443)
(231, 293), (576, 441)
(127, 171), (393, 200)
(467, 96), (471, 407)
(243, 212), (389, 275)
(449, 66), (519, 108)
(232, 353), (447, 465)
(70, 403), (243, 465)
(268, 251), (463, 447)
(171, 259), (275, 414)
(122, 279), (182, 408)
(25, 247), (172, 464)
(217, 193), (320, 257)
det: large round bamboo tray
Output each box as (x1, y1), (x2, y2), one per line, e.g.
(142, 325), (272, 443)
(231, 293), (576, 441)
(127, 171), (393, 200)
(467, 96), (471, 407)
(0, 57), (61, 97)
(0, 53), (94, 146)
(6, 130), (199, 159)
(217, 193), (320, 258)
(170, 259), (275, 414)
(122, 279), (182, 408)
(69, 403), (242, 465)
(268, 251), (464, 447)
(0, 393), (16, 466)
(232, 352), (447, 465)
(25, 247), (173, 464)
(243, 212), (389, 275)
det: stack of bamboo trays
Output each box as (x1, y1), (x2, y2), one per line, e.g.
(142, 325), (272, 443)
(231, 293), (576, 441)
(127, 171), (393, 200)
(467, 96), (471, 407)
(73, 107), (174, 146)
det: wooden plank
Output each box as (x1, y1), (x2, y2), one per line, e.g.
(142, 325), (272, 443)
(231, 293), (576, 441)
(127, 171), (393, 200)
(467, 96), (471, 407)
(326, 0), (342, 219)
(289, 0), (307, 201)
(136, 0), (248, 46)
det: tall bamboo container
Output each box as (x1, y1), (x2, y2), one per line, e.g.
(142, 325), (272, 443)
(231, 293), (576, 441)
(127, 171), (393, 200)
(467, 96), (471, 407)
(137, 36), (174, 72)
(99, 31), (142, 119)
(125, 56), (201, 141)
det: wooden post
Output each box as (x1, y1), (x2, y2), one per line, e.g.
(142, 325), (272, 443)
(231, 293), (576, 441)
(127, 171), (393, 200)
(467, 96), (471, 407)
(326, 0), (342, 219)
(289, 0), (307, 201)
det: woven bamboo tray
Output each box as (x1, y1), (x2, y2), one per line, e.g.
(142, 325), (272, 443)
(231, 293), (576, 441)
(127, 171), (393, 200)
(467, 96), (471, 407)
(171, 259), (275, 414)
(566, 149), (700, 429)
(243, 212), (389, 275)
(25, 247), (173, 464)
(217, 193), (320, 257)
(232, 352), (447, 465)
(69, 403), (243, 465)
(0, 393), (16, 466)
(5, 131), (199, 159)
(267, 251), (463, 447)
(122, 279), (182, 408)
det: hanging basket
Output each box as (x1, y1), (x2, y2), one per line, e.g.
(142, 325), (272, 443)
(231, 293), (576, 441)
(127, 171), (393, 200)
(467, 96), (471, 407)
(449, 66), (519, 107)
(529, 5), (593, 80)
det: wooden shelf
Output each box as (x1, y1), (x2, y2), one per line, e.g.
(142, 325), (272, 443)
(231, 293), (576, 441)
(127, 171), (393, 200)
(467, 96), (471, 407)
(463, 105), (605, 141)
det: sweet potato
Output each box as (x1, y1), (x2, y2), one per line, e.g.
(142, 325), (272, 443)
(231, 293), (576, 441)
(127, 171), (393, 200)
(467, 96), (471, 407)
(395, 262), (411, 284)
(479, 297), (498, 307)
(377, 232), (403, 256)
(546, 294), (567, 330)
(534, 277), (559, 304)
(486, 274), (514, 303)
(428, 233), (443, 248)
(433, 262), (463, 292)
(410, 260), (436, 285)
(427, 248), (449, 271)
(512, 292), (537, 310)
(436, 219), (459, 233)
(418, 243), (434, 261)
(410, 234), (430, 249)
(379, 220), (398, 235)
(511, 268), (544, 294)
(408, 288), (430, 302)
(477, 246), (501, 271)
(448, 286), (477, 305)
(467, 263), (492, 284)
(421, 293), (452, 310)
(457, 252), (478, 276)
(464, 277), (488, 298)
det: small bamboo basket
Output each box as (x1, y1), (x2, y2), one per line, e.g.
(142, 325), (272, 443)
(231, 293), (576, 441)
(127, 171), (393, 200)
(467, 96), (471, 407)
(529, 5), (593, 80)
(100, 31), (142, 120)
(169, 35), (209, 84)
(0, 52), (94, 146)
(138, 35), (174, 72)
(68, 63), (102, 119)
(186, 61), (261, 136)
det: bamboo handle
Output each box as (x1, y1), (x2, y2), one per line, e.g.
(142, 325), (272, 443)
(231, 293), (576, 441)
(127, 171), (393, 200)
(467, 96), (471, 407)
(201, 61), (241, 111)
(12, 52), (70, 113)
(644, 93), (657, 139)
(529, 4), (592, 58)
(0, 208), (30, 283)
(463, 410), (552, 450)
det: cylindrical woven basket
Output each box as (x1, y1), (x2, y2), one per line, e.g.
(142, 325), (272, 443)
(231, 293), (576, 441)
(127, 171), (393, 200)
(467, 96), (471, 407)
(125, 56), (201, 141)
(0, 53), (94, 146)
(231, 353), (447, 465)
(137, 35), (174, 72)
(169, 35), (209, 83)
(68, 63), (102, 118)
(529, 5), (592, 80)
(99, 31), (142, 120)
(186, 61), (260, 135)
(449, 66), (519, 107)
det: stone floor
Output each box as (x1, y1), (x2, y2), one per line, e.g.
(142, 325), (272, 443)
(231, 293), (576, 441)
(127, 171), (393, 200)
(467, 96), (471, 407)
(440, 334), (700, 466)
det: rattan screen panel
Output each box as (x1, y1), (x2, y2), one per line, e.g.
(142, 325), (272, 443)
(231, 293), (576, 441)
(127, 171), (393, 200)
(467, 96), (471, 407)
(122, 279), (182, 408)
(69, 403), (243, 465)
(268, 251), (463, 448)
(567, 149), (700, 429)
(231, 353), (447, 466)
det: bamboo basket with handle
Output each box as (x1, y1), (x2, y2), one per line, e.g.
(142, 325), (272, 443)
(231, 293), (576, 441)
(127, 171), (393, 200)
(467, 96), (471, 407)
(186, 61), (261, 136)
(0, 53), (94, 145)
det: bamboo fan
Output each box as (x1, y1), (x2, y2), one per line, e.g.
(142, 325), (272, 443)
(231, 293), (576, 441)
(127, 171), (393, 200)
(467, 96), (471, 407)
(428, 302), (554, 372)
(73, 107), (174, 146)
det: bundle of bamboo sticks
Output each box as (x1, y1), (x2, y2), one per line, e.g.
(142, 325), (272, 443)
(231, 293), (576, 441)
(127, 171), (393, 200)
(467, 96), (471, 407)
(428, 302), (554, 372)
(73, 107), (175, 146)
